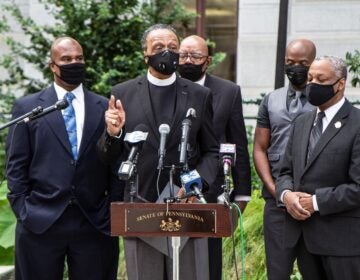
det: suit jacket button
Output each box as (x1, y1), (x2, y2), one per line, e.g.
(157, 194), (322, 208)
(70, 160), (75, 165)
(71, 185), (75, 190)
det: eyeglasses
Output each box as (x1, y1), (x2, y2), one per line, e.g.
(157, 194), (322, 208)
(179, 53), (208, 62)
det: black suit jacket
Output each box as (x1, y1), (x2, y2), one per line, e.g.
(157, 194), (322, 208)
(6, 85), (119, 234)
(204, 74), (251, 202)
(276, 100), (360, 256)
(97, 75), (219, 202)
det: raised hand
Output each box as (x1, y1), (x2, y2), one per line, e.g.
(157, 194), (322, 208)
(105, 95), (126, 137)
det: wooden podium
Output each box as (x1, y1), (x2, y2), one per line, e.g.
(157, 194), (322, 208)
(110, 202), (237, 238)
(111, 202), (237, 280)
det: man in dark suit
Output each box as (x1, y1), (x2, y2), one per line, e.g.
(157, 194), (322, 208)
(97, 24), (219, 280)
(178, 35), (251, 280)
(6, 37), (119, 280)
(276, 56), (360, 279)
(254, 39), (316, 280)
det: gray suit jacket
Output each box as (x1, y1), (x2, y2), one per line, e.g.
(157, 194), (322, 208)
(276, 100), (360, 256)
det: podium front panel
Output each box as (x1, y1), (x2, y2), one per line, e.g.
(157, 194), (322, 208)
(111, 202), (235, 238)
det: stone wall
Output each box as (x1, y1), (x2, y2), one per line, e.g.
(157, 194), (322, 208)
(237, 0), (360, 118)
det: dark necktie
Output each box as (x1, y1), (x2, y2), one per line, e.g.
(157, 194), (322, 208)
(289, 91), (303, 119)
(63, 92), (78, 160)
(307, 111), (325, 161)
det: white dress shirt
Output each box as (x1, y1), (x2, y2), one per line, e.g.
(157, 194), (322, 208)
(54, 82), (85, 152)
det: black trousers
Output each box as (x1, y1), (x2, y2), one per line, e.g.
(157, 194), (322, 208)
(15, 204), (119, 280)
(208, 237), (222, 280)
(296, 235), (360, 280)
(263, 198), (296, 280)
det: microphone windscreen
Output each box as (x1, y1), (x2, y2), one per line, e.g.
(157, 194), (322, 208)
(124, 123), (149, 143)
(182, 118), (192, 127)
(159, 123), (170, 134)
(56, 99), (69, 110)
(134, 123), (149, 133)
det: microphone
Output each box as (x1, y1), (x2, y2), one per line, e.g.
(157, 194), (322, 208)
(179, 118), (191, 167)
(19, 99), (69, 124)
(219, 143), (236, 176)
(180, 169), (207, 204)
(118, 124), (149, 180)
(157, 123), (170, 170)
(186, 108), (197, 118)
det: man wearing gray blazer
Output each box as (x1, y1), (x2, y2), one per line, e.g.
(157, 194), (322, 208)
(276, 56), (360, 279)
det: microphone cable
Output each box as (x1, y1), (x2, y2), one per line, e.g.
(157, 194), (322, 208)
(231, 202), (245, 280)
(156, 168), (161, 198)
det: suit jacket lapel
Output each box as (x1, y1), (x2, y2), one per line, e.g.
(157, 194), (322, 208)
(169, 77), (189, 137)
(204, 74), (220, 112)
(137, 76), (159, 141)
(39, 86), (71, 155)
(304, 100), (351, 172)
(78, 88), (104, 158)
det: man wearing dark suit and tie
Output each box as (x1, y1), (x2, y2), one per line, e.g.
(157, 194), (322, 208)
(6, 37), (119, 280)
(97, 24), (219, 280)
(276, 56), (360, 279)
(178, 35), (252, 280)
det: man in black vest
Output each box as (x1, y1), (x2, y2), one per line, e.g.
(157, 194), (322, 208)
(97, 24), (219, 280)
(253, 39), (316, 279)
(178, 35), (252, 280)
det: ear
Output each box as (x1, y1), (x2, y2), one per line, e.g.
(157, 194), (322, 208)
(203, 56), (212, 72)
(338, 78), (346, 92)
(49, 61), (56, 73)
(143, 51), (148, 64)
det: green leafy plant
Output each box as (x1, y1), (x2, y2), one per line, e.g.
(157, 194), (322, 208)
(0, 181), (16, 265)
(345, 50), (360, 87)
(0, 0), (196, 97)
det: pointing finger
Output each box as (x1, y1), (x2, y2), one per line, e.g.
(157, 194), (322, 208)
(108, 95), (116, 110)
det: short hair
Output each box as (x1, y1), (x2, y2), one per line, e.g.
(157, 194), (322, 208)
(141, 24), (179, 51)
(316, 55), (347, 80)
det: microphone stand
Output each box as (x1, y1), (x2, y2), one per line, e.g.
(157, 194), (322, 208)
(222, 156), (233, 208)
(129, 154), (148, 203)
(0, 106), (43, 131)
(161, 163), (183, 280)
(223, 173), (231, 208)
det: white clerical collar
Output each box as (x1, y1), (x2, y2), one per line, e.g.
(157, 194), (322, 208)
(195, 74), (206, 86)
(147, 70), (176, 86)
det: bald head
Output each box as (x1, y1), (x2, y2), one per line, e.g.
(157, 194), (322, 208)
(50, 37), (83, 61)
(285, 38), (316, 62)
(178, 35), (212, 81)
(180, 35), (209, 56)
(49, 36), (85, 90)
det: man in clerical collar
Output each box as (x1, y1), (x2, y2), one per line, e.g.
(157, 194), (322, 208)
(97, 24), (219, 280)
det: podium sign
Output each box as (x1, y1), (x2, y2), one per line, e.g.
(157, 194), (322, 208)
(111, 202), (235, 237)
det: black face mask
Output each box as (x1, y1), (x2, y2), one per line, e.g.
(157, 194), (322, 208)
(54, 62), (86, 85)
(147, 50), (179, 75)
(306, 79), (341, 106)
(285, 64), (309, 87)
(178, 62), (206, 82)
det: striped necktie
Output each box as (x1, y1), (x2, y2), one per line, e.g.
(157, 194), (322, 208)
(63, 92), (78, 160)
(307, 111), (325, 161)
